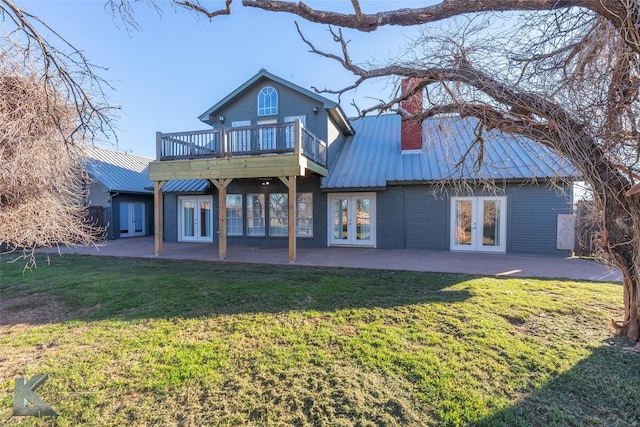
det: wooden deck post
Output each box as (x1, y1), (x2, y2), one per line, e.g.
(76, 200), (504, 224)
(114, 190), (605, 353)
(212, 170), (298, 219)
(153, 180), (165, 256)
(210, 178), (233, 259)
(217, 179), (227, 259)
(288, 175), (297, 263)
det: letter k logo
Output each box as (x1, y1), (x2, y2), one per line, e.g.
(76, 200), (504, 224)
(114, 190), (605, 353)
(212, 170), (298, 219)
(13, 374), (58, 417)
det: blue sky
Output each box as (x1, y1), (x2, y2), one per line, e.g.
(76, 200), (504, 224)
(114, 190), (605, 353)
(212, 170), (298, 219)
(20, 1), (428, 158)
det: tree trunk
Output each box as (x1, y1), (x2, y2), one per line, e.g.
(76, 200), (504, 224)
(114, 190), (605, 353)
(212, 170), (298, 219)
(595, 181), (640, 343)
(608, 232), (640, 342)
(610, 250), (640, 342)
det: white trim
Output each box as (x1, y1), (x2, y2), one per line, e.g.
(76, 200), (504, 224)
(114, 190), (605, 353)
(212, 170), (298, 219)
(257, 86), (278, 116)
(178, 196), (214, 243)
(226, 193), (244, 236)
(450, 196), (507, 252)
(284, 115), (306, 125)
(327, 192), (376, 247)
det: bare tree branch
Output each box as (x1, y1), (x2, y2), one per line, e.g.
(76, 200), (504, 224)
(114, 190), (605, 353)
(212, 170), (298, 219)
(0, 0), (117, 143)
(0, 42), (104, 268)
(174, 0), (232, 19)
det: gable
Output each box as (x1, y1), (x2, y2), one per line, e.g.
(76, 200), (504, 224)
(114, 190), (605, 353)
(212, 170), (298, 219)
(198, 69), (353, 137)
(199, 69), (337, 122)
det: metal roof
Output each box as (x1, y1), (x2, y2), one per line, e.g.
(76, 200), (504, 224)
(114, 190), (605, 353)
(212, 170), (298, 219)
(322, 114), (579, 189)
(162, 179), (210, 193)
(84, 146), (153, 194)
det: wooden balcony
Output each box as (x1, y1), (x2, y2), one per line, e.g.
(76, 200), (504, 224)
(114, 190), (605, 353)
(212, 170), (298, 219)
(148, 120), (327, 182)
(148, 120), (327, 261)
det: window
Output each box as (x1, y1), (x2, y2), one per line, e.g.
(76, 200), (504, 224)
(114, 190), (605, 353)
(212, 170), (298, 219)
(257, 86), (278, 116)
(284, 115), (306, 148)
(226, 194), (243, 236)
(269, 193), (288, 236)
(246, 193), (265, 236)
(267, 192), (313, 237)
(296, 192), (313, 237)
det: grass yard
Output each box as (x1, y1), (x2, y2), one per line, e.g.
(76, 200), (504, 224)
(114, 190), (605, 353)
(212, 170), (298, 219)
(0, 254), (638, 426)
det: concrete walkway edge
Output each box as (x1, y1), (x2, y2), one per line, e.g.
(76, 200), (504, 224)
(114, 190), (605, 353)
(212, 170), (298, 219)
(38, 236), (623, 283)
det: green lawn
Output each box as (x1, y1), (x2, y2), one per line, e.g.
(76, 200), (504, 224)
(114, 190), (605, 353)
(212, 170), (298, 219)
(0, 254), (638, 426)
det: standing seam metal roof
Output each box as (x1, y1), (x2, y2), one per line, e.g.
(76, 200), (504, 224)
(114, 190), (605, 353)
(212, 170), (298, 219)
(161, 179), (210, 193)
(84, 145), (153, 194)
(322, 114), (578, 189)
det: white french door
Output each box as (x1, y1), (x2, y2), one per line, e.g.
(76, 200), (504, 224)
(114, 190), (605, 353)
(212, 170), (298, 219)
(328, 193), (376, 247)
(451, 197), (506, 252)
(179, 196), (213, 242)
(119, 202), (145, 238)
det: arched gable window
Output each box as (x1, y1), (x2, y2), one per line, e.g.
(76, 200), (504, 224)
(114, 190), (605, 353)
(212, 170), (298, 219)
(257, 86), (278, 116)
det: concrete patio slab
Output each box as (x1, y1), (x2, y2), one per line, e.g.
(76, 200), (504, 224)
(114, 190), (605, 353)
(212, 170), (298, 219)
(40, 236), (622, 283)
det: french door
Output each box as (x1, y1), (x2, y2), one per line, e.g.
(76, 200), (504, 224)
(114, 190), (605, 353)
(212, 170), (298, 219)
(119, 202), (145, 238)
(329, 193), (376, 247)
(451, 197), (506, 252)
(179, 197), (213, 242)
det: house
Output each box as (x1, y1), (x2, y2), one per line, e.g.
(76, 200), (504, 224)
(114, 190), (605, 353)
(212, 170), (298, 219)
(148, 69), (577, 260)
(84, 146), (154, 239)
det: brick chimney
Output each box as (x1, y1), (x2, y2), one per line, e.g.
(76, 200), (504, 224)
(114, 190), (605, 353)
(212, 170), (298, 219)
(400, 78), (423, 152)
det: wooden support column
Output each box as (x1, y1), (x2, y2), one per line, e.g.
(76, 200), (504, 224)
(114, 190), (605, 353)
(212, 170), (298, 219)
(218, 179), (227, 259)
(288, 175), (297, 263)
(153, 180), (166, 256)
(211, 178), (233, 260)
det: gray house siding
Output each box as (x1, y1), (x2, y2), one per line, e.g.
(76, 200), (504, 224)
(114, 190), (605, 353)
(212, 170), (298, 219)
(162, 193), (180, 243)
(376, 186), (406, 249)
(506, 185), (573, 255)
(404, 186), (449, 250)
(376, 182), (572, 255)
(161, 181), (571, 254)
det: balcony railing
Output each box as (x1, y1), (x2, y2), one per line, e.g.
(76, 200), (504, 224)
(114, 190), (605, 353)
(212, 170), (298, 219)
(157, 121), (327, 167)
